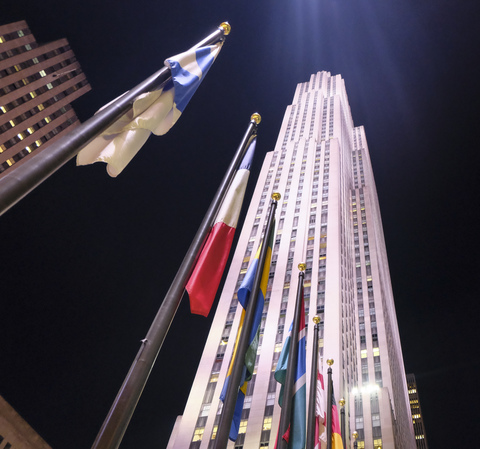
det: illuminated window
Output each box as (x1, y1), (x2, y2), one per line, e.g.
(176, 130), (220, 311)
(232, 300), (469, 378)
(45, 116), (51, 124)
(37, 103), (45, 111)
(211, 425), (218, 439)
(27, 127), (34, 134)
(0, 144), (6, 153)
(373, 347), (380, 357)
(39, 70), (47, 77)
(33, 57), (39, 64)
(210, 374), (218, 383)
(263, 416), (272, 431)
(17, 30), (24, 37)
(357, 441), (365, 448)
(46, 83), (53, 89)
(192, 427), (204, 442)
(30, 91), (37, 99)
(35, 139), (42, 147)
(9, 120), (15, 127)
(374, 438), (382, 448)
(6, 159), (14, 167)
(17, 133), (25, 140)
(0, 36), (5, 43)
(274, 343), (283, 353)
(238, 420), (248, 434)
(0, 106), (7, 113)
(25, 146), (32, 153)
(361, 349), (367, 358)
(14, 65), (21, 71)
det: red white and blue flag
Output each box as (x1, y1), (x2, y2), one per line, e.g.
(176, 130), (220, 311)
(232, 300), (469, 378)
(186, 138), (256, 316)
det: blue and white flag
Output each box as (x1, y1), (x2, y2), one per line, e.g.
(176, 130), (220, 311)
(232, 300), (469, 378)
(77, 42), (223, 177)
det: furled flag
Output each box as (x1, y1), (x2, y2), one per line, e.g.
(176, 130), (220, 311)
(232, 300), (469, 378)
(315, 371), (327, 448)
(220, 226), (274, 441)
(77, 42), (223, 176)
(330, 385), (343, 449)
(186, 138), (256, 316)
(274, 290), (307, 449)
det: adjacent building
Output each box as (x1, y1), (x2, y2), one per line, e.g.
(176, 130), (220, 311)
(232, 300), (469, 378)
(0, 395), (52, 449)
(168, 71), (415, 448)
(406, 374), (428, 449)
(0, 20), (90, 177)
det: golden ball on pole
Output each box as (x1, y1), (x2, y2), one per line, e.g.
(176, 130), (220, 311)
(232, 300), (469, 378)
(219, 22), (231, 35)
(251, 113), (261, 124)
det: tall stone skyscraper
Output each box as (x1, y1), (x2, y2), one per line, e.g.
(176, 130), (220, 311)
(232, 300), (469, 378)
(0, 20), (90, 177)
(167, 71), (415, 449)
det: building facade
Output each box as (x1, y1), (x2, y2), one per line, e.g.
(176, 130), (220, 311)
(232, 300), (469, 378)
(406, 374), (428, 449)
(167, 71), (415, 449)
(0, 20), (90, 177)
(0, 396), (52, 449)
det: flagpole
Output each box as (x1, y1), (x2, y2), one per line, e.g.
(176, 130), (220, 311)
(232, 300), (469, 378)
(352, 431), (358, 449)
(306, 316), (321, 449)
(277, 264), (306, 449)
(90, 113), (260, 449)
(214, 194), (279, 449)
(339, 398), (346, 449)
(0, 23), (230, 216)
(326, 359), (334, 449)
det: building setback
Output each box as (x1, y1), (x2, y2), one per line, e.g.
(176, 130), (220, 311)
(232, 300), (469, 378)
(0, 20), (90, 177)
(406, 374), (428, 449)
(167, 71), (416, 449)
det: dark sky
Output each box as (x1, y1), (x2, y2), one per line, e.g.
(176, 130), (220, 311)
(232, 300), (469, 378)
(2, 1), (480, 448)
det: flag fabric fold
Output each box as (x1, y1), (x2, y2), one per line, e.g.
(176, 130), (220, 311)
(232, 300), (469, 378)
(186, 138), (256, 316)
(315, 371), (327, 448)
(331, 385), (343, 449)
(220, 227), (274, 441)
(77, 42), (223, 176)
(274, 292), (307, 449)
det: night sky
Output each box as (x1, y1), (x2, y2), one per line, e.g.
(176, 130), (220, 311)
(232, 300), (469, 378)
(2, 1), (480, 448)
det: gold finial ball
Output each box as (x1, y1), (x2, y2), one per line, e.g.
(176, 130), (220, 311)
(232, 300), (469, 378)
(339, 398), (345, 407)
(219, 22), (231, 35)
(251, 112), (261, 124)
(271, 192), (281, 201)
(353, 431), (358, 440)
(327, 359), (334, 366)
(298, 262), (306, 272)
(312, 315), (321, 325)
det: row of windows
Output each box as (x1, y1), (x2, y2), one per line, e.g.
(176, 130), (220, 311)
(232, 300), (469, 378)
(0, 43), (70, 79)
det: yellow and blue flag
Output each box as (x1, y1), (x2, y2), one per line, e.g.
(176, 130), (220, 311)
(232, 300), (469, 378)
(220, 226), (274, 440)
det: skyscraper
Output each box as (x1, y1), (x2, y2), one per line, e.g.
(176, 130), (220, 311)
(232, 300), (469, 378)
(406, 374), (428, 449)
(167, 71), (415, 449)
(0, 20), (90, 177)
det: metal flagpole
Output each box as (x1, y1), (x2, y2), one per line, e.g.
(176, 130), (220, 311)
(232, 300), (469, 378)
(339, 398), (346, 449)
(0, 23), (230, 216)
(306, 316), (321, 449)
(214, 194), (279, 449)
(326, 359), (334, 449)
(90, 113), (260, 449)
(352, 431), (358, 449)
(277, 265), (306, 449)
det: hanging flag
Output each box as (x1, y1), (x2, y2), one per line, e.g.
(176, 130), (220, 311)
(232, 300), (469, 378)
(331, 385), (343, 449)
(274, 291), (307, 449)
(315, 371), (327, 448)
(77, 42), (223, 176)
(220, 227), (274, 441)
(186, 138), (256, 316)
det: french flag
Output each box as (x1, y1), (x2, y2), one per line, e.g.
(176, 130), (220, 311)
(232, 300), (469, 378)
(186, 138), (256, 316)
